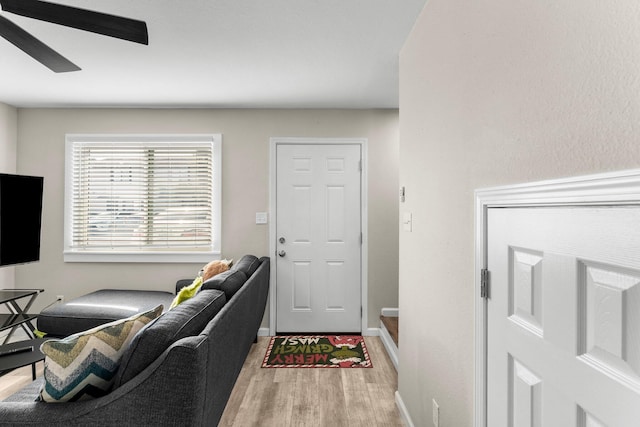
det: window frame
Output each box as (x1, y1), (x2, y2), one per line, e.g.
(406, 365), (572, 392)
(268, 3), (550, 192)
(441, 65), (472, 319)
(63, 134), (222, 263)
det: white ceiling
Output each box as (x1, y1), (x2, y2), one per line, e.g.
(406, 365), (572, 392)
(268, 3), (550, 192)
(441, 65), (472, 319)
(0, 0), (426, 108)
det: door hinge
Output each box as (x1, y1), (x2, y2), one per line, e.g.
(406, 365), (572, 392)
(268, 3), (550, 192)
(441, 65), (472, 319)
(360, 232), (363, 245)
(480, 268), (489, 299)
(358, 160), (362, 172)
(481, 268), (490, 299)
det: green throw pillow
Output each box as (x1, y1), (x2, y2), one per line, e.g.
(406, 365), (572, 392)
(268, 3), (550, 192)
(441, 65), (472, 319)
(170, 276), (203, 309)
(39, 304), (163, 403)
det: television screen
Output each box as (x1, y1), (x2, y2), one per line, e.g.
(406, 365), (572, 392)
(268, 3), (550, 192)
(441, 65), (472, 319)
(0, 173), (44, 267)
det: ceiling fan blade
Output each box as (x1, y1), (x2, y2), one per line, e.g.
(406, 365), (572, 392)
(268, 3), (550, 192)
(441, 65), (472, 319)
(0, 0), (148, 45)
(0, 15), (80, 72)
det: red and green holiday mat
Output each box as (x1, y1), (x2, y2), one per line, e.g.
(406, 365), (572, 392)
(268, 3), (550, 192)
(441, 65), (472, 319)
(262, 335), (372, 368)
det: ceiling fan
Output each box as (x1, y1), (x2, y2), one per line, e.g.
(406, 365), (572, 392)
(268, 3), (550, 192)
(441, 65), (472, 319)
(0, 0), (148, 73)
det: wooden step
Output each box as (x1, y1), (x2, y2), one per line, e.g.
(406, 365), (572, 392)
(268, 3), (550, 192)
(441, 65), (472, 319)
(380, 315), (398, 347)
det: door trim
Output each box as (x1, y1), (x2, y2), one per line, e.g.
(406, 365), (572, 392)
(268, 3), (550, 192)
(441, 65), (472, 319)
(474, 168), (640, 427)
(269, 137), (368, 336)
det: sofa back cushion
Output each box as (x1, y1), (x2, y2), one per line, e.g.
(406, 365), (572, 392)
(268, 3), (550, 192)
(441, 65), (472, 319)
(232, 254), (261, 277)
(200, 269), (247, 300)
(113, 289), (226, 388)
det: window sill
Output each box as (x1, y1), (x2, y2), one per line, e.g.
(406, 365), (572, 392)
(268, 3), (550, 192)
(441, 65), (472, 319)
(63, 251), (220, 263)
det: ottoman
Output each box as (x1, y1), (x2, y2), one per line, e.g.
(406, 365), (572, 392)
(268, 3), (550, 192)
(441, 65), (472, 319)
(37, 289), (175, 338)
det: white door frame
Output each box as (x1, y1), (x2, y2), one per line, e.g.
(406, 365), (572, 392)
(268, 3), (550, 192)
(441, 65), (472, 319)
(269, 137), (368, 336)
(474, 168), (640, 427)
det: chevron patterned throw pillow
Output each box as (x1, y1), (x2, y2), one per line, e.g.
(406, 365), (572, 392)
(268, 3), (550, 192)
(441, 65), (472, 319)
(39, 304), (163, 403)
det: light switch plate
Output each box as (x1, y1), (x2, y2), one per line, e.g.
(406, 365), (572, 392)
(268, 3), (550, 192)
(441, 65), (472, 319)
(256, 212), (268, 224)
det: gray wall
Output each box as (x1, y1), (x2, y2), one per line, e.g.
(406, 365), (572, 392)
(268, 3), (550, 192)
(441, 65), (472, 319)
(15, 108), (399, 329)
(0, 103), (17, 288)
(398, 0), (640, 425)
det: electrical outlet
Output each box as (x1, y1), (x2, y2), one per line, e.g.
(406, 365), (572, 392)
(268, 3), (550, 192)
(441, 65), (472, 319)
(432, 398), (439, 427)
(403, 212), (412, 232)
(56, 295), (64, 303)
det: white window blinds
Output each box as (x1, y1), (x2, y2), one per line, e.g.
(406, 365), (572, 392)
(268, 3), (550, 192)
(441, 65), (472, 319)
(65, 135), (221, 262)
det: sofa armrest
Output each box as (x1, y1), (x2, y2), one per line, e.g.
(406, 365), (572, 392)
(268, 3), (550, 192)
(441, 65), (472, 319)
(175, 278), (196, 294)
(0, 335), (208, 426)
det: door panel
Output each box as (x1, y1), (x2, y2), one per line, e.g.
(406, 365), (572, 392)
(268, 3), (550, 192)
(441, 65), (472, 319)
(276, 144), (361, 333)
(487, 207), (640, 426)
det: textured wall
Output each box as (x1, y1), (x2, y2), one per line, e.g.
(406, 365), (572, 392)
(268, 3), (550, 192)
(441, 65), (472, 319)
(398, 0), (640, 425)
(0, 103), (17, 173)
(0, 103), (17, 289)
(16, 108), (399, 329)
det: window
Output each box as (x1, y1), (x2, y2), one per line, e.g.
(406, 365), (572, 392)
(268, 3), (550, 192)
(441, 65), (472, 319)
(64, 134), (221, 263)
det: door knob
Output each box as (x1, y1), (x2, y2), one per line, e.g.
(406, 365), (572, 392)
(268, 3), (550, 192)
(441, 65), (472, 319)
(278, 250), (286, 257)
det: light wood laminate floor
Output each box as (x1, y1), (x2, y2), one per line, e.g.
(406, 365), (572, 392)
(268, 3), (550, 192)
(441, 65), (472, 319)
(0, 360), (44, 401)
(220, 336), (402, 426)
(0, 336), (402, 426)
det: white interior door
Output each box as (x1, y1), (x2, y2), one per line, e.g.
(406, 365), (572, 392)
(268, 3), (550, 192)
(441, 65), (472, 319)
(275, 143), (361, 333)
(487, 206), (640, 426)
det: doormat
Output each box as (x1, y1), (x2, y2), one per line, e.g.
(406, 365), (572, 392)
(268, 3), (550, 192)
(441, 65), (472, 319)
(262, 335), (372, 368)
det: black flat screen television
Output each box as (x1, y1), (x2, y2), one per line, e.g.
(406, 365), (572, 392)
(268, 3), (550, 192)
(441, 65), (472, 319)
(0, 173), (44, 267)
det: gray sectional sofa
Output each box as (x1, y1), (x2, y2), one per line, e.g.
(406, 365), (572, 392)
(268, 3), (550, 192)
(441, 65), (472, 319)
(0, 255), (270, 426)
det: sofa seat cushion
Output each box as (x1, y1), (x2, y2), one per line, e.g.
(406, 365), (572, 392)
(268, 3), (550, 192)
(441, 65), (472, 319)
(113, 289), (226, 388)
(38, 290), (175, 338)
(3, 377), (43, 402)
(200, 269), (247, 299)
(39, 305), (163, 403)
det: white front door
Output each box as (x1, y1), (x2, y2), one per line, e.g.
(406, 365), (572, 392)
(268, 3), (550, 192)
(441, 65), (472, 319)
(275, 143), (362, 333)
(487, 206), (640, 426)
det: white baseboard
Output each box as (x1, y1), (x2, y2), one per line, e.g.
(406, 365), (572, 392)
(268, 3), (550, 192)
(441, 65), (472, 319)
(381, 307), (399, 317)
(379, 322), (398, 370)
(395, 391), (415, 427)
(257, 327), (270, 337)
(363, 327), (379, 337)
